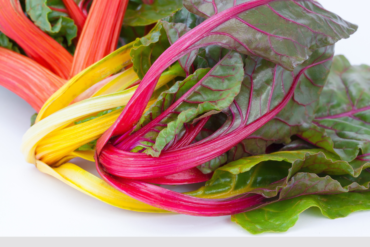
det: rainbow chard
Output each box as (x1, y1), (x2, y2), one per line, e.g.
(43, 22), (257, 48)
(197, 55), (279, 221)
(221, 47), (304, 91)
(299, 56), (370, 162)
(95, 0), (357, 215)
(70, 0), (129, 77)
(0, 0), (73, 79)
(0, 48), (65, 111)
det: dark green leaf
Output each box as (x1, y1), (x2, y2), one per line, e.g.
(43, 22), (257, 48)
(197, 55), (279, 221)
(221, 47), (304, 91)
(131, 22), (171, 79)
(0, 32), (21, 53)
(124, 0), (183, 26)
(26, 0), (78, 49)
(299, 56), (370, 162)
(190, 149), (370, 201)
(183, 0), (357, 71)
(119, 26), (146, 47)
(226, 46), (334, 161)
(131, 51), (244, 157)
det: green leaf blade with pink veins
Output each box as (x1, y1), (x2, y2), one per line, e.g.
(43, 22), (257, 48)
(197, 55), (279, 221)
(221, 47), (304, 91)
(183, 0), (357, 70)
(128, 51), (245, 157)
(299, 56), (370, 162)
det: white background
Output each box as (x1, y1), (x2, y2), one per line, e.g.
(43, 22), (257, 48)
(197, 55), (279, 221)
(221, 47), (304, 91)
(1, 0), (370, 237)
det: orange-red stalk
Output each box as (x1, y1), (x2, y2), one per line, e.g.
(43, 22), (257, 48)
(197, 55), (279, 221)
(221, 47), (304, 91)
(70, 0), (129, 77)
(0, 0), (73, 79)
(0, 48), (66, 111)
(62, 0), (87, 36)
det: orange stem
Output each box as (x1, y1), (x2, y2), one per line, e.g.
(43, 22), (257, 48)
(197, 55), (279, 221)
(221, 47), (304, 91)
(0, 0), (73, 79)
(70, 0), (129, 77)
(62, 0), (87, 36)
(0, 48), (66, 112)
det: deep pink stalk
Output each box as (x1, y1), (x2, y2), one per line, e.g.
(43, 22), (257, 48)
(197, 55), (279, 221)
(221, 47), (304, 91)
(96, 0), (283, 153)
(169, 117), (210, 150)
(138, 168), (212, 185)
(98, 57), (332, 179)
(96, 162), (265, 216)
(315, 106), (370, 120)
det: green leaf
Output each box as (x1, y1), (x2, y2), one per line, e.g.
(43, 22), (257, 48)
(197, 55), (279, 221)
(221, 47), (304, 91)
(119, 26), (146, 47)
(188, 149), (370, 233)
(124, 0), (183, 26)
(162, 6), (205, 29)
(26, 0), (78, 48)
(131, 22), (171, 79)
(0, 32), (21, 53)
(299, 56), (370, 162)
(190, 149), (370, 201)
(232, 192), (370, 234)
(131, 51), (244, 157)
(30, 113), (38, 126)
(73, 107), (123, 151)
(226, 46), (334, 161)
(183, 0), (357, 71)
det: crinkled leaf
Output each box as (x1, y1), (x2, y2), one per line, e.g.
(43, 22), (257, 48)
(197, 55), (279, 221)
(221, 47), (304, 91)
(131, 22), (171, 79)
(161, 7), (206, 73)
(124, 0), (183, 26)
(223, 46), (334, 161)
(0, 32), (21, 53)
(189, 148), (370, 233)
(129, 51), (244, 157)
(182, 0), (356, 71)
(162, 19), (230, 74)
(26, 0), (78, 48)
(232, 192), (370, 234)
(189, 149), (370, 209)
(299, 56), (370, 162)
(162, 6), (205, 29)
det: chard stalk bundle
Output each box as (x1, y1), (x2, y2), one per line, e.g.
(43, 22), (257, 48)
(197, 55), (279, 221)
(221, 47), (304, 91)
(1, 0), (370, 233)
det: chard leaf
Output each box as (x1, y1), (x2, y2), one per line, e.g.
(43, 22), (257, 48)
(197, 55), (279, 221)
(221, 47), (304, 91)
(26, 0), (77, 49)
(183, 0), (356, 70)
(119, 26), (146, 46)
(162, 7), (205, 29)
(224, 46), (334, 161)
(161, 7), (206, 73)
(129, 51), (244, 157)
(97, 1), (355, 181)
(232, 192), (370, 234)
(280, 138), (317, 151)
(190, 149), (370, 207)
(197, 153), (228, 174)
(124, 0), (183, 26)
(299, 56), (370, 162)
(162, 19), (230, 74)
(189, 149), (370, 233)
(131, 22), (171, 79)
(0, 32), (21, 53)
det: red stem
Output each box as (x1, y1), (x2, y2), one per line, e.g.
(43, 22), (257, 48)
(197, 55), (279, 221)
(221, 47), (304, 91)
(70, 0), (129, 77)
(62, 0), (87, 37)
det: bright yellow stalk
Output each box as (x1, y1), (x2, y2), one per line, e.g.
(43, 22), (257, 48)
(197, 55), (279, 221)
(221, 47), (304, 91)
(36, 43), (134, 123)
(92, 67), (139, 97)
(22, 43), (185, 213)
(36, 161), (167, 213)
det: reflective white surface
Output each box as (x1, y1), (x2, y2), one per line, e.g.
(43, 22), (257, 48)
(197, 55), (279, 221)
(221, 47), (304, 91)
(1, 0), (370, 237)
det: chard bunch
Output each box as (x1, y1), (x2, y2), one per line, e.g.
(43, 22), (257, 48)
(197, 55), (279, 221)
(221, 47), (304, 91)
(1, 0), (370, 234)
